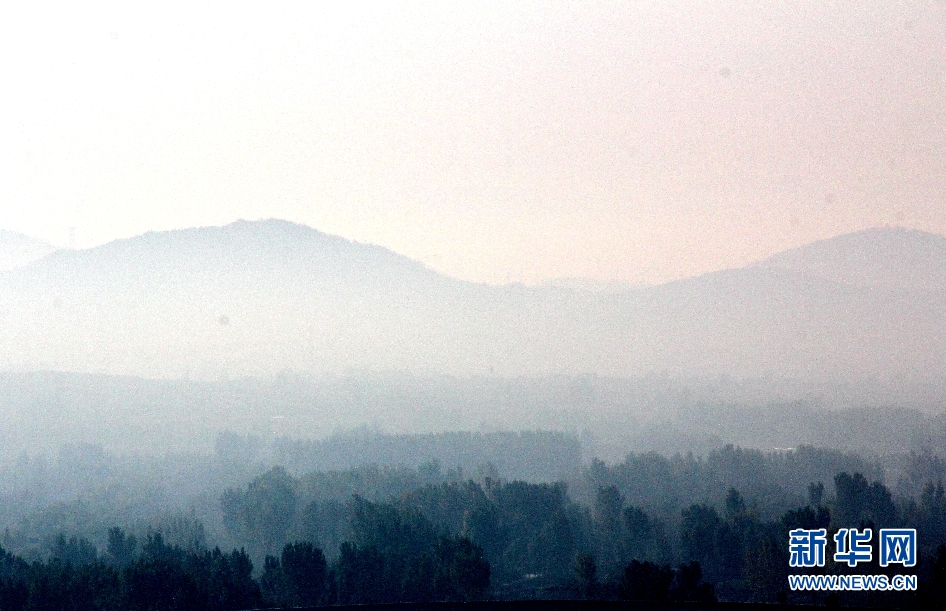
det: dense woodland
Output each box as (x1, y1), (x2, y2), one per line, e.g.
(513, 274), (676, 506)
(3, 437), (946, 608)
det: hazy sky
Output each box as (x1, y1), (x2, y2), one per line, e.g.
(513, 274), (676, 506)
(0, 2), (944, 285)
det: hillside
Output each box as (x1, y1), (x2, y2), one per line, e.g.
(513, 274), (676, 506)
(0, 220), (943, 383)
(757, 226), (946, 292)
(0, 230), (57, 272)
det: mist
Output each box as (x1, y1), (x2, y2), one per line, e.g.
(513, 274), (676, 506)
(2, 2), (946, 607)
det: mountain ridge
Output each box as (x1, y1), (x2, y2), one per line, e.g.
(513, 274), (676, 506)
(7, 219), (444, 283)
(1, 221), (942, 382)
(755, 226), (946, 292)
(6, 221), (944, 292)
(0, 230), (57, 273)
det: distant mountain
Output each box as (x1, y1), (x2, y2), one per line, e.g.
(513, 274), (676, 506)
(757, 226), (946, 292)
(0, 219), (478, 377)
(537, 277), (646, 293)
(1, 220), (944, 384)
(0, 230), (57, 272)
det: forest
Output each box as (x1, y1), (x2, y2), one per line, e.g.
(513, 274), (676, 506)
(4, 1), (945, 608)
(2, 437), (946, 608)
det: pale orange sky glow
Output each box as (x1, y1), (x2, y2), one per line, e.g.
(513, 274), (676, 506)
(0, 1), (944, 285)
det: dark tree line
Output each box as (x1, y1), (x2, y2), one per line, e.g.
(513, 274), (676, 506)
(214, 457), (946, 606)
(0, 526), (488, 610)
(221, 468), (582, 590)
(0, 532), (260, 611)
(7, 443), (946, 608)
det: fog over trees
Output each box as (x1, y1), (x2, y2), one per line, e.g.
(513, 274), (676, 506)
(1, 220), (946, 466)
(3, 436), (946, 607)
(2, 222), (946, 607)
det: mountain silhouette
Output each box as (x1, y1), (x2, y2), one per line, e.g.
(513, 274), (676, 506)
(1, 220), (943, 382)
(0, 230), (56, 272)
(757, 226), (946, 292)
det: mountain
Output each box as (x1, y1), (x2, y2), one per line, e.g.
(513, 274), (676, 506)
(0, 219), (498, 377)
(1, 220), (944, 384)
(756, 227), (946, 292)
(537, 277), (646, 293)
(0, 230), (57, 272)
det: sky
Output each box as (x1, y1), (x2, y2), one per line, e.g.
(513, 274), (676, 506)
(0, 1), (944, 285)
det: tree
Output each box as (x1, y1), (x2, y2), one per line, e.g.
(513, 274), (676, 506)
(834, 472), (896, 528)
(433, 535), (490, 601)
(743, 534), (784, 603)
(680, 502), (744, 582)
(221, 466), (298, 558)
(672, 561), (715, 603)
(258, 555), (287, 607)
(107, 527), (137, 568)
(281, 541), (327, 606)
(594, 486), (625, 569)
(51, 534), (98, 566)
(680, 504), (724, 580)
(623, 505), (670, 564)
(619, 559), (672, 601)
(808, 481), (825, 507)
(335, 542), (388, 605)
(782, 505), (831, 531)
(725, 488), (746, 521)
(573, 553), (597, 599)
